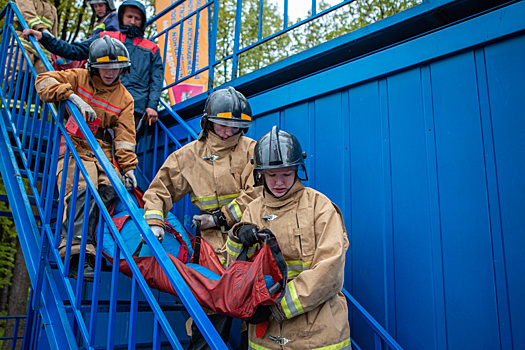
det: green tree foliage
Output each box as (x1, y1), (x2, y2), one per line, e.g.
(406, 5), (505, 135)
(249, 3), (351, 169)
(0, 180), (17, 312)
(214, 0), (291, 85)
(290, 0), (422, 53)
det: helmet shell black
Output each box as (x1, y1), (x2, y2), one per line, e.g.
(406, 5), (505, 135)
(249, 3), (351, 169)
(88, 0), (116, 11)
(253, 126), (308, 186)
(204, 87), (252, 129)
(88, 35), (131, 72)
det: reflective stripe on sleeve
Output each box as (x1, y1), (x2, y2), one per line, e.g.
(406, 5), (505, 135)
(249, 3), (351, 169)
(190, 192), (239, 211)
(41, 16), (53, 30)
(226, 238), (257, 258)
(114, 140), (136, 151)
(144, 210), (163, 221)
(28, 17), (44, 28)
(286, 260), (312, 279)
(281, 280), (304, 318)
(225, 200), (242, 222)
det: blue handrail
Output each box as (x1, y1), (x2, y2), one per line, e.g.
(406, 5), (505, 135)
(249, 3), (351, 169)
(0, 2), (227, 349)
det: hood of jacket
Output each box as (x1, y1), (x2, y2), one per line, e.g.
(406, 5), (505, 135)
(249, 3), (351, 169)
(118, 0), (146, 37)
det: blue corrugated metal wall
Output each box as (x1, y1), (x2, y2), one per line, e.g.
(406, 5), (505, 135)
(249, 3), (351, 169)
(241, 2), (525, 349)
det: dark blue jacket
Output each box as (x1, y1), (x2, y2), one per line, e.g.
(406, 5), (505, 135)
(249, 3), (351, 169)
(90, 12), (120, 38)
(40, 31), (164, 115)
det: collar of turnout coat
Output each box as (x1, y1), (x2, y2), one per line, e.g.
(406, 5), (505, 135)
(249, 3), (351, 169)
(263, 180), (304, 209)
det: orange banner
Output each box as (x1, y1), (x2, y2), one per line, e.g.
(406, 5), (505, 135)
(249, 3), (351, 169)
(156, 0), (209, 105)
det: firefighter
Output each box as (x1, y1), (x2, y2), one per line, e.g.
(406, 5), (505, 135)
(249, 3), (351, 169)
(51, 0), (119, 71)
(89, 0), (119, 38)
(22, 0), (163, 127)
(35, 35), (138, 281)
(142, 87), (261, 349)
(226, 126), (352, 350)
(13, 0), (57, 74)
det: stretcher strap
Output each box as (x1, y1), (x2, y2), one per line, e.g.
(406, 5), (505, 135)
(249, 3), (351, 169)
(193, 223), (202, 264)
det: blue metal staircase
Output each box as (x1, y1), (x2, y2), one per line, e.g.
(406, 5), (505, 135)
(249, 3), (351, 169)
(0, 1), (404, 349)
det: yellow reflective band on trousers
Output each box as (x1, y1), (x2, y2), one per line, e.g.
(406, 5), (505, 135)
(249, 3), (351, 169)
(286, 259), (312, 278)
(20, 38), (52, 60)
(144, 210), (164, 221)
(190, 193), (239, 210)
(9, 100), (36, 113)
(281, 280), (303, 318)
(226, 238), (257, 258)
(248, 338), (351, 350)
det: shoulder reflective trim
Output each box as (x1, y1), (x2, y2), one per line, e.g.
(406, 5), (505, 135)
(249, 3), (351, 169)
(94, 23), (106, 31)
(114, 140), (136, 151)
(281, 280), (303, 318)
(77, 85), (123, 114)
(28, 17), (43, 28)
(144, 210), (164, 221)
(226, 200), (242, 222)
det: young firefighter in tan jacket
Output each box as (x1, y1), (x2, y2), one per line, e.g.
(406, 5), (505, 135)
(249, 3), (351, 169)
(226, 126), (351, 350)
(142, 87), (261, 349)
(14, 0), (57, 73)
(35, 35), (138, 281)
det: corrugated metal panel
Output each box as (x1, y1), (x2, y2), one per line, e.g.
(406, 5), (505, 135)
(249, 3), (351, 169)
(245, 2), (525, 349)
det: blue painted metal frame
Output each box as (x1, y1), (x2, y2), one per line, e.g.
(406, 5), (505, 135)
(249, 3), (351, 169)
(0, 2), (227, 349)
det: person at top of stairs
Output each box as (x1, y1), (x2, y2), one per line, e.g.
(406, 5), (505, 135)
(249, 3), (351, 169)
(52, 0), (119, 71)
(22, 0), (163, 131)
(226, 126), (351, 350)
(34, 35), (138, 282)
(12, 0), (57, 74)
(142, 87), (262, 349)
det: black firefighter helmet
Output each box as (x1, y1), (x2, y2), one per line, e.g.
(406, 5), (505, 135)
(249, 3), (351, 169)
(200, 86), (252, 138)
(252, 125), (308, 187)
(88, 35), (131, 77)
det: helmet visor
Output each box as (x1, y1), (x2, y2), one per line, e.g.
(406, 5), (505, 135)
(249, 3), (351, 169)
(208, 116), (251, 128)
(91, 61), (131, 69)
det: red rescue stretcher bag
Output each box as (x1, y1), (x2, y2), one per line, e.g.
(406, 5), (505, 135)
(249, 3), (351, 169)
(101, 189), (288, 319)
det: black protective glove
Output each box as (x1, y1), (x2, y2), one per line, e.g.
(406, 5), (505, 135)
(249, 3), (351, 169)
(237, 225), (261, 246)
(244, 305), (272, 324)
(212, 210), (228, 227)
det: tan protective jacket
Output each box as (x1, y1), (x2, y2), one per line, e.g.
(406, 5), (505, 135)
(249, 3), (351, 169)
(227, 181), (351, 350)
(15, 0), (57, 61)
(143, 131), (260, 256)
(35, 69), (137, 174)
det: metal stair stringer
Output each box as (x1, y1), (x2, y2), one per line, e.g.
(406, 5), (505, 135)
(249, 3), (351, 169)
(0, 109), (78, 349)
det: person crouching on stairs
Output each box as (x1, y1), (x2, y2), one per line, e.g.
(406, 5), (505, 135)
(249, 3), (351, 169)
(35, 35), (138, 282)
